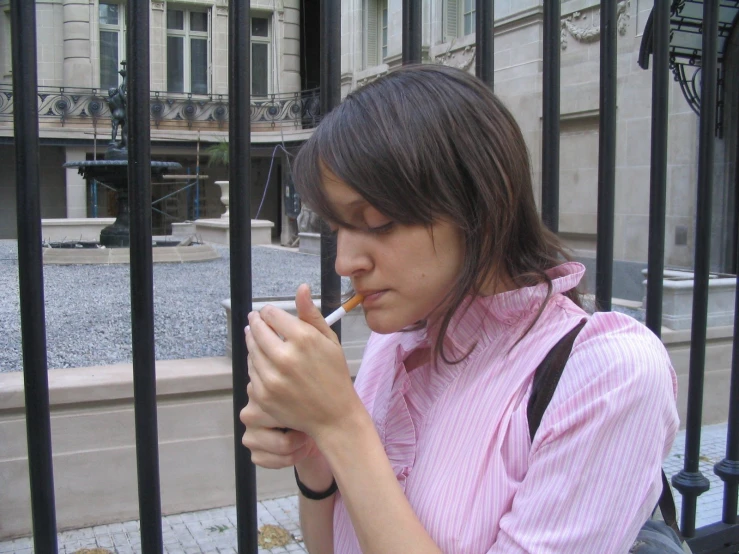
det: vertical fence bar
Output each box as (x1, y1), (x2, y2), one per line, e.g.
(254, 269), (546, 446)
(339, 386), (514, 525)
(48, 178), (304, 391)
(595, 0), (617, 312)
(9, 1), (58, 551)
(540, 0), (560, 232)
(713, 121), (739, 523)
(475, 0), (494, 88)
(228, 0), (258, 552)
(671, 0), (718, 537)
(644, 0), (669, 337)
(320, 0), (342, 330)
(713, 244), (739, 524)
(126, 1), (163, 551)
(402, 0), (422, 64)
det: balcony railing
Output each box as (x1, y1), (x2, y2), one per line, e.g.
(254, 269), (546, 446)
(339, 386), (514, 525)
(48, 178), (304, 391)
(0, 85), (322, 131)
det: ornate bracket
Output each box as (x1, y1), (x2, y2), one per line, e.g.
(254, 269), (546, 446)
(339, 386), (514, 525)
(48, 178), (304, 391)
(561, 1), (631, 50)
(436, 45), (476, 71)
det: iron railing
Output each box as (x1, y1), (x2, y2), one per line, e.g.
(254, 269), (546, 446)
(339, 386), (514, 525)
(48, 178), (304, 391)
(8, 0), (739, 553)
(0, 84), (322, 130)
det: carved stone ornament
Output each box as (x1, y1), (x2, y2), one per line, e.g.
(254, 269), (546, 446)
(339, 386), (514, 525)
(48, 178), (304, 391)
(356, 71), (388, 89)
(560, 0), (630, 50)
(151, 2), (165, 11)
(436, 44), (476, 72)
(297, 206), (323, 234)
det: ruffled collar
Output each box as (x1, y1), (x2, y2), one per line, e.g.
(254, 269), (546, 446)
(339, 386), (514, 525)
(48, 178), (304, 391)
(371, 262), (585, 492)
(420, 261), (585, 358)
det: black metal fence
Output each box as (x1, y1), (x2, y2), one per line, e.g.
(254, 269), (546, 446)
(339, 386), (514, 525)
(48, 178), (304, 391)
(8, 0), (739, 552)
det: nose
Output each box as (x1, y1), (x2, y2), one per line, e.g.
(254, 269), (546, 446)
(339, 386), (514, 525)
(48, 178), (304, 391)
(334, 228), (372, 277)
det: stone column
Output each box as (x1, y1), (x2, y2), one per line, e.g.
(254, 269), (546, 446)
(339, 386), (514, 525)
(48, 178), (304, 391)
(280, 0), (301, 93)
(151, 2), (166, 91)
(65, 147), (88, 218)
(62, 0), (93, 88)
(213, 5), (230, 95)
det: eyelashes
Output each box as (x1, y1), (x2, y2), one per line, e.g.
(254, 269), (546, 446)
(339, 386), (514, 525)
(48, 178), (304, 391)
(366, 222), (395, 235)
(327, 221), (396, 236)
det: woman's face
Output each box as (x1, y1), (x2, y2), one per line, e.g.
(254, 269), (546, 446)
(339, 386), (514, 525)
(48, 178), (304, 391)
(321, 170), (465, 334)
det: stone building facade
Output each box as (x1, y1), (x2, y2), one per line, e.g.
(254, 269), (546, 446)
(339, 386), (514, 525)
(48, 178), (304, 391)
(0, 0), (315, 243)
(339, 0), (737, 297)
(1, 0), (737, 297)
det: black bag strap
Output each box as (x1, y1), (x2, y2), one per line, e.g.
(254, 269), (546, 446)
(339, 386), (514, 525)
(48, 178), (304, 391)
(526, 318), (683, 540)
(527, 319), (587, 437)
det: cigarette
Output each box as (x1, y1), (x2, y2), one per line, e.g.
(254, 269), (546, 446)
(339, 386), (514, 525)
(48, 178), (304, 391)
(324, 294), (364, 326)
(245, 294), (363, 333)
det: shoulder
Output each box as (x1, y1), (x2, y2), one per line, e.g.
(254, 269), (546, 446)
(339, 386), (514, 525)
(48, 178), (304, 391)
(535, 311), (678, 445)
(571, 311), (675, 382)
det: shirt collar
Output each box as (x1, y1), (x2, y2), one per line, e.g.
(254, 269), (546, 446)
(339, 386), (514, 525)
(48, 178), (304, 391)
(428, 262), (586, 357)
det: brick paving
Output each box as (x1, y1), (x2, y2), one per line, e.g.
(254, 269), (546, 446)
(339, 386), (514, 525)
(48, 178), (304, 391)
(1, 423), (736, 553)
(0, 497), (305, 554)
(663, 422), (735, 529)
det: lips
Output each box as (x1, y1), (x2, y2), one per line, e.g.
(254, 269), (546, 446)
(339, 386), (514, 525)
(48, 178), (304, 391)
(356, 289), (388, 307)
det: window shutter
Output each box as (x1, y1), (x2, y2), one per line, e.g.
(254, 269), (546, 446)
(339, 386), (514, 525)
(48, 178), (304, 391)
(444, 0), (458, 42)
(365, 0), (378, 67)
(207, 8), (212, 93)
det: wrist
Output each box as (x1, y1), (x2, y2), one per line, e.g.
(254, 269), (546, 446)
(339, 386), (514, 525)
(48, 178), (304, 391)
(295, 453), (334, 492)
(313, 404), (374, 468)
(294, 467), (337, 500)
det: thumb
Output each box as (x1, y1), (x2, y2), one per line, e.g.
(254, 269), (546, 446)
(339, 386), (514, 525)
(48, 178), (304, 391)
(295, 284), (336, 342)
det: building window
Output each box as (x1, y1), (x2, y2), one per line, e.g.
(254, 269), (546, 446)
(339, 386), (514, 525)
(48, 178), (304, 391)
(99, 1), (125, 90)
(364, 0), (388, 68)
(443, 0), (475, 41)
(251, 15), (271, 96)
(381, 1), (388, 59)
(167, 6), (209, 95)
(463, 0), (475, 36)
(1, 9), (11, 78)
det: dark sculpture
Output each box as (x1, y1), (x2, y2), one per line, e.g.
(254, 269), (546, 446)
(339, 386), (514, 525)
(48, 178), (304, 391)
(63, 60), (180, 247)
(108, 61), (127, 151)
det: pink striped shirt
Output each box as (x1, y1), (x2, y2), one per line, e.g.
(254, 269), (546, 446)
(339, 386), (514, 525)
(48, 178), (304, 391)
(332, 262), (679, 553)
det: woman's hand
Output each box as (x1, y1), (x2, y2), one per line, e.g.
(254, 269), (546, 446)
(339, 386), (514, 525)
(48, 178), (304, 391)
(244, 284), (364, 440)
(239, 394), (321, 469)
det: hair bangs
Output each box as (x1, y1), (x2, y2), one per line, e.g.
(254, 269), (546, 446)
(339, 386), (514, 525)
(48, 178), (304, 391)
(293, 83), (451, 227)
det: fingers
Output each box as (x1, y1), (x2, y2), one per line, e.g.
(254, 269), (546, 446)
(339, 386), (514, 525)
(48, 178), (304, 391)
(247, 311), (293, 364)
(240, 401), (313, 469)
(245, 331), (270, 396)
(247, 440), (314, 470)
(294, 284), (336, 341)
(241, 426), (311, 457)
(240, 388), (281, 428)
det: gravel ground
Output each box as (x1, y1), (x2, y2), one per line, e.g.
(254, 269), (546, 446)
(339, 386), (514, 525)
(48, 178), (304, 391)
(0, 240), (338, 372)
(1, 239), (643, 372)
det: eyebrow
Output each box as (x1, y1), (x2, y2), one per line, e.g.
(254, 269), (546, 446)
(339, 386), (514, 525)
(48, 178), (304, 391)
(326, 196), (368, 217)
(324, 198), (370, 227)
(340, 197), (368, 208)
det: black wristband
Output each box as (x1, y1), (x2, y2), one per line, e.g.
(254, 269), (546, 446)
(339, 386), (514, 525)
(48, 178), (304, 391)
(294, 467), (338, 500)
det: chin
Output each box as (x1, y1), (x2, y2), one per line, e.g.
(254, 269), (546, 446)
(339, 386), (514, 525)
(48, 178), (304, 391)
(364, 311), (419, 335)
(364, 313), (404, 335)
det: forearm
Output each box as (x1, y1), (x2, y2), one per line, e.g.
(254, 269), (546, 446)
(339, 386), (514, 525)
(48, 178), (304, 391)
(296, 456), (335, 554)
(316, 408), (442, 554)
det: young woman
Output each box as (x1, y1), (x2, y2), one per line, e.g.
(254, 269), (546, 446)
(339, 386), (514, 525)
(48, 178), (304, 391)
(240, 65), (678, 553)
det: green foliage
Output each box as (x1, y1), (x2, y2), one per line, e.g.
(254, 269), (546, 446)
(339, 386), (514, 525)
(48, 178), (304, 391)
(204, 140), (229, 167)
(206, 524), (231, 533)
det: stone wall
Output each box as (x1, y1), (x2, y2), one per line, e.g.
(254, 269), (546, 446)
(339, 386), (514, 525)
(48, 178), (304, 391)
(0, 313), (733, 540)
(0, 358), (297, 540)
(339, 0), (707, 274)
(0, 145), (67, 240)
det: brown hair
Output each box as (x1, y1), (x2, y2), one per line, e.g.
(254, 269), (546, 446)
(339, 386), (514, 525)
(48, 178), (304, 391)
(293, 64), (581, 363)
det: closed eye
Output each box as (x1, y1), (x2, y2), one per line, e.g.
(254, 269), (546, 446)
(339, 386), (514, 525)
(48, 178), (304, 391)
(366, 222), (395, 235)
